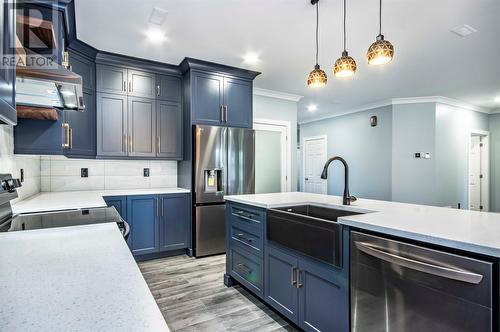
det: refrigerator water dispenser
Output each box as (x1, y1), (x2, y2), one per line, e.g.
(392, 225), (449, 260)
(204, 170), (222, 193)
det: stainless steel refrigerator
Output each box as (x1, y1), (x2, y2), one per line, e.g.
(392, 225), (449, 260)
(193, 125), (255, 257)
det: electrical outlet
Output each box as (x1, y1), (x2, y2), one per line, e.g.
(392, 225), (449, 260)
(81, 168), (89, 178)
(143, 168), (150, 177)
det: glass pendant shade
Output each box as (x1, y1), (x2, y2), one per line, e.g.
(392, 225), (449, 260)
(307, 64), (328, 87)
(367, 34), (394, 65)
(334, 51), (357, 78)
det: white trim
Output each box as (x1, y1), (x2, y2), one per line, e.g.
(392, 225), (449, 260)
(253, 87), (303, 102)
(467, 129), (490, 212)
(253, 118), (292, 192)
(301, 135), (328, 194)
(299, 96), (490, 125)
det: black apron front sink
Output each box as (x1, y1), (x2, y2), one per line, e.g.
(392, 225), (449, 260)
(267, 205), (364, 268)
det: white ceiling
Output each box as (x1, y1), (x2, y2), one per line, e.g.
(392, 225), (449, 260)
(75, 0), (500, 123)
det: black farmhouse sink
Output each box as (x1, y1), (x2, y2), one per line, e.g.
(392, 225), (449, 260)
(267, 205), (365, 268)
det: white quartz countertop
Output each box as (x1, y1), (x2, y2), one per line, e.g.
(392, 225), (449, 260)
(12, 188), (190, 215)
(0, 223), (169, 332)
(225, 192), (500, 257)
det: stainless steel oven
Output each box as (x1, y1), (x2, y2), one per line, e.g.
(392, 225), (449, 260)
(350, 231), (494, 332)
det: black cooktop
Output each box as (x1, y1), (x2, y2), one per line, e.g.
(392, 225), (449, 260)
(0, 207), (124, 233)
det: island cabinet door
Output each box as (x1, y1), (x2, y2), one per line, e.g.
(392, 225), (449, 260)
(127, 195), (159, 255)
(159, 194), (189, 251)
(297, 258), (349, 332)
(264, 245), (299, 324)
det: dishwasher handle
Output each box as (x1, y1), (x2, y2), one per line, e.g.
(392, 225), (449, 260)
(355, 241), (484, 285)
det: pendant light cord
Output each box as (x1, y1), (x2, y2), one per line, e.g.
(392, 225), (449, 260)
(343, 0), (346, 51)
(379, 0), (382, 35)
(315, 1), (319, 65)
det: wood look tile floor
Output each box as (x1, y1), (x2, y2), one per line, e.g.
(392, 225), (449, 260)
(138, 255), (299, 332)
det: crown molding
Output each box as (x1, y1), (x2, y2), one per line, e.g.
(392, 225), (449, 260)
(392, 96), (489, 113)
(299, 96), (491, 125)
(253, 88), (303, 102)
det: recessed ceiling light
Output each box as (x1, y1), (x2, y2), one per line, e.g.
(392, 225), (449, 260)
(145, 27), (167, 43)
(307, 104), (318, 112)
(242, 52), (260, 64)
(450, 24), (477, 38)
(149, 7), (168, 26)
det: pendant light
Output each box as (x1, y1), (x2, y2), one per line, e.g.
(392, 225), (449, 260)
(307, 0), (327, 87)
(366, 0), (394, 65)
(333, 0), (356, 78)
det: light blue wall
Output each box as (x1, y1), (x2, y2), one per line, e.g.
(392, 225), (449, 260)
(300, 106), (393, 200)
(253, 95), (298, 191)
(435, 105), (489, 208)
(489, 113), (500, 212)
(391, 103), (437, 205)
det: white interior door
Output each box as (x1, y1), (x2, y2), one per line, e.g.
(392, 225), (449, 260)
(469, 135), (481, 211)
(254, 120), (290, 194)
(303, 136), (327, 194)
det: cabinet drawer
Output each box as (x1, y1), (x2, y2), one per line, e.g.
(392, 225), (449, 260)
(230, 246), (263, 298)
(230, 204), (264, 229)
(230, 224), (263, 256)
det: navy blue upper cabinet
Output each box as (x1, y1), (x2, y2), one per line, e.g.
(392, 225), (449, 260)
(157, 101), (182, 159)
(181, 58), (260, 128)
(159, 194), (189, 251)
(69, 51), (95, 90)
(223, 77), (252, 128)
(0, 0), (16, 125)
(128, 70), (156, 98)
(265, 245), (300, 323)
(64, 90), (96, 157)
(14, 114), (65, 155)
(128, 97), (156, 158)
(191, 71), (224, 126)
(127, 195), (159, 255)
(96, 93), (128, 157)
(156, 74), (181, 102)
(96, 64), (128, 95)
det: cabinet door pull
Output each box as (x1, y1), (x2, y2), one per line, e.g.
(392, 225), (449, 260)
(157, 136), (161, 154)
(128, 82), (132, 93)
(62, 123), (70, 149)
(291, 267), (297, 286)
(123, 135), (127, 153)
(69, 126), (73, 149)
(161, 199), (164, 217)
(224, 105), (228, 123)
(156, 84), (160, 96)
(296, 269), (303, 288)
(157, 198), (160, 217)
(129, 135), (133, 152)
(220, 105), (224, 122)
(123, 81), (126, 92)
(237, 263), (252, 275)
(236, 233), (253, 243)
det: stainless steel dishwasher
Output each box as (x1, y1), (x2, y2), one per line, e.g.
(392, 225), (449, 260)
(350, 231), (494, 332)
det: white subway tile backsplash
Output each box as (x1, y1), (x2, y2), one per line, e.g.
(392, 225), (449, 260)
(39, 156), (177, 192)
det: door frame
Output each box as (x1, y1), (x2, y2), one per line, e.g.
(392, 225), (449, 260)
(467, 129), (489, 211)
(253, 118), (291, 192)
(302, 135), (328, 193)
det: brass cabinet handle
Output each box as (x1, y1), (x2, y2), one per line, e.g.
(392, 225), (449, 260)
(220, 105), (224, 122)
(128, 81), (132, 93)
(123, 81), (126, 92)
(291, 267), (297, 286)
(156, 84), (160, 96)
(62, 123), (70, 149)
(123, 135), (127, 153)
(157, 136), (161, 153)
(129, 135), (133, 152)
(224, 105), (228, 123)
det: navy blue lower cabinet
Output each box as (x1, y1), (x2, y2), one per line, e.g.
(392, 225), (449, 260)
(297, 258), (349, 332)
(159, 193), (189, 251)
(264, 245), (299, 324)
(103, 196), (127, 218)
(127, 195), (159, 255)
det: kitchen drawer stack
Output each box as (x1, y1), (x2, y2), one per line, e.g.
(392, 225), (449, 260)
(226, 203), (265, 298)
